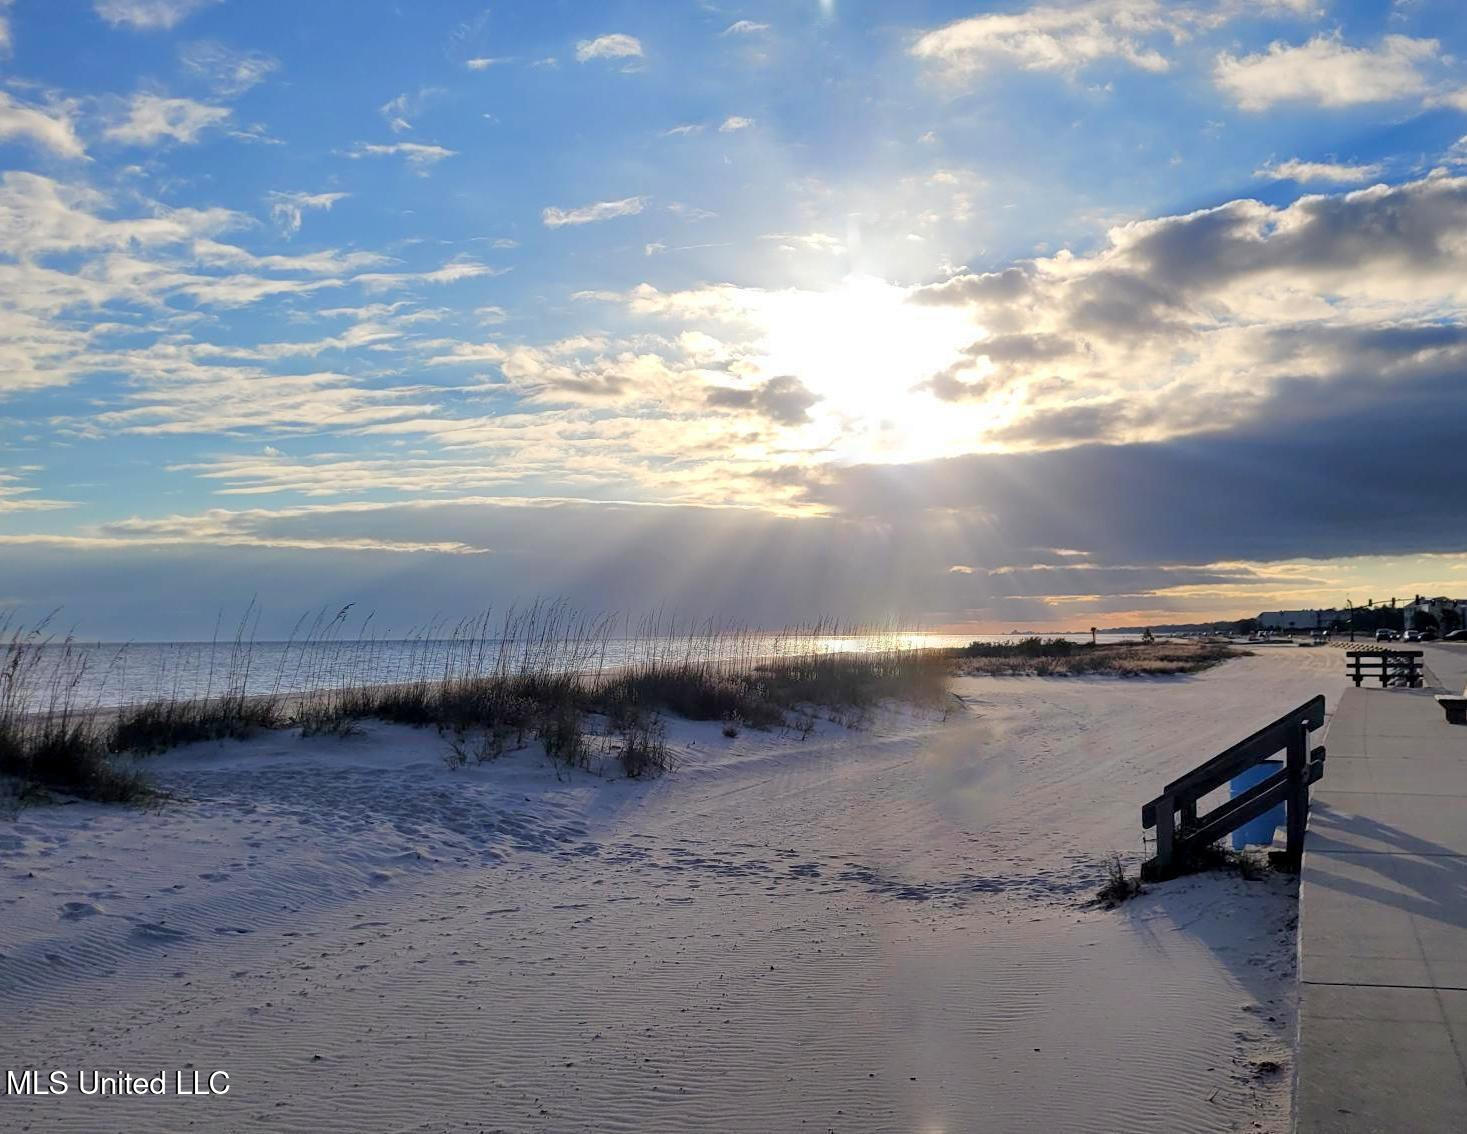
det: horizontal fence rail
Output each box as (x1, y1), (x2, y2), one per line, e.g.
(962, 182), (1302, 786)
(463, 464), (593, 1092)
(1141, 694), (1326, 881)
(1345, 649), (1424, 688)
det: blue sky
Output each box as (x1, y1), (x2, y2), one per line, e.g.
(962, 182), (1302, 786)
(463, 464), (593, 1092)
(3, 0), (1467, 636)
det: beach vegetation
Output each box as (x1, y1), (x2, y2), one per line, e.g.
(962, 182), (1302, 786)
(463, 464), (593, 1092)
(1095, 854), (1144, 907)
(959, 637), (1239, 677)
(0, 604), (953, 802)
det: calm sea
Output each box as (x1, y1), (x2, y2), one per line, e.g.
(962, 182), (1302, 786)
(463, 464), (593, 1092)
(13, 632), (1141, 712)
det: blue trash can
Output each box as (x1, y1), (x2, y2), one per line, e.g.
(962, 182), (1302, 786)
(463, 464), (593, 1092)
(1230, 758), (1286, 851)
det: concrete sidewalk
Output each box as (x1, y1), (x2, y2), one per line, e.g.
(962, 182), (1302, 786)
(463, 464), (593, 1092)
(1421, 642), (1467, 696)
(1295, 684), (1467, 1132)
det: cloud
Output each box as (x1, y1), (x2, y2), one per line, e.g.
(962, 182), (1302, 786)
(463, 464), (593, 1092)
(1256, 158), (1383, 183)
(94, 0), (219, 30)
(0, 171), (496, 412)
(465, 57), (511, 70)
(802, 399), (1467, 571)
(541, 195), (647, 228)
(179, 40), (280, 96)
(378, 87), (444, 134)
(911, 1), (1180, 79)
(0, 92), (86, 159)
(575, 34), (644, 63)
(0, 0), (13, 55)
(722, 20), (769, 35)
(104, 93), (231, 145)
(663, 123), (703, 137)
(266, 190), (348, 236)
(760, 231), (844, 253)
(0, 471), (72, 514)
(0, 485), (1386, 637)
(907, 174), (1467, 456)
(706, 375), (820, 425)
(719, 115), (754, 132)
(346, 141), (456, 172)
(1215, 34), (1437, 109)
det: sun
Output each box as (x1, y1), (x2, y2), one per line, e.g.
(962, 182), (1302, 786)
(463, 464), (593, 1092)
(746, 274), (991, 463)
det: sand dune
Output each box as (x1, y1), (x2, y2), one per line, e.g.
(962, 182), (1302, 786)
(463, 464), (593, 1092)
(0, 648), (1348, 1132)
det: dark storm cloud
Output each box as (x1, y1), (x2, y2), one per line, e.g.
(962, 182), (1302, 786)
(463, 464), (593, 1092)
(803, 368), (1467, 566)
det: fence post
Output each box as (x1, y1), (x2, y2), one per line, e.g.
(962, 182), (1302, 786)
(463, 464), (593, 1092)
(1285, 721), (1309, 868)
(1155, 798), (1175, 878)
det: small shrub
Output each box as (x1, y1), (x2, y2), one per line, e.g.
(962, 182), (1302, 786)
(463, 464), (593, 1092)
(1095, 855), (1143, 907)
(539, 703), (589, 769)
(616, 710), (671, 778)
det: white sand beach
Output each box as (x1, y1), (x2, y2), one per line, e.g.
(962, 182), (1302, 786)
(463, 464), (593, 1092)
(1, 647), (1349, 1133)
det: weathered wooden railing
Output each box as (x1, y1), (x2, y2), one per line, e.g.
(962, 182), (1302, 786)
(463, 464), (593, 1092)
(1346, 649), (1424, 688)
(1141, 695), (1327, 881)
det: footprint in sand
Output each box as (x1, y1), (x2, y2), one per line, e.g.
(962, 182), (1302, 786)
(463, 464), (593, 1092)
(59, 901), (102, 920)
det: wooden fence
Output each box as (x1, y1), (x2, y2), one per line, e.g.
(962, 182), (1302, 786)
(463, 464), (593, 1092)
(1141, 695), (1327, 881)
(1345, 650), (1424, 688)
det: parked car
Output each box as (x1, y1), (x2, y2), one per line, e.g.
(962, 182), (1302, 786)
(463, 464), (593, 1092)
(1375, 629), (1398, 642)
(1420, 629), (1439, 641)
(1404, 629), (1422, 642)
(1443, 630), (1467, 642)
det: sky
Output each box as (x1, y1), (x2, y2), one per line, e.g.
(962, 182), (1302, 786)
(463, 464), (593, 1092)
(3, 0), (1467, 638)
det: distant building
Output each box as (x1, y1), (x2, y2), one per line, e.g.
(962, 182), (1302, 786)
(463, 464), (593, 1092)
(1256, 609), (1340, 632)
(1404, 596), (1467, 631)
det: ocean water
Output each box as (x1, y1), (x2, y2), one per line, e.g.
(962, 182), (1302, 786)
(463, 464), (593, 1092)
(10, 631), (1142, 712)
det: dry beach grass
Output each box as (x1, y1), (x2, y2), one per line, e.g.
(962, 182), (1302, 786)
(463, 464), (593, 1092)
(957, 636), (1240, 677)
(1, 605), (955, 801)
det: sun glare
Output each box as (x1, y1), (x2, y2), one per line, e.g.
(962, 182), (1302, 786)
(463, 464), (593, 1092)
(748, 275), (988, 463)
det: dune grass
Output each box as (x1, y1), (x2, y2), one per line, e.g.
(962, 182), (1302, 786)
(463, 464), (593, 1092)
(1, 604), (954, 801)
(0, 617), (150, 802)
(958, 637), (1240, 677)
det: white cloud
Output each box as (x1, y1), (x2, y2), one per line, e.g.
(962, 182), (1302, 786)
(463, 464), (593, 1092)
(381, 94), (412, 134)
(1256, 158), (1383, 183)
(911, 1), (1179, 79)
(0, 171), (498, 407)
(907, 174), (1467, 449)
(663, 123), (703, 137)
(465, 57), (511, 70)
(425, 342), (508, 366)
(266, 190), (348, 236)
(0, 471), (72, 514)
(0, 92), (86, 159)
(0, 0), (13, 56)
(1215, 34), (1437, 109)
(347, 141), (456, 172)
(760, 231), (845, 253)
(105, 94), (231, 145)
(722, 20), (769, 35)
(1429, 88), (1467, 112)
(575, 34), (644, 62)
(179, 40), (280, 96)
(378, 88), (443, 134)
(541, 195), (648, 228)
(94, 0), (219, 31)
(719, 115), (754, 132)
